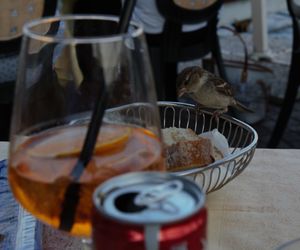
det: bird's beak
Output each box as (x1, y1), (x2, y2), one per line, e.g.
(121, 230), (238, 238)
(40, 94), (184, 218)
(177, 87), (187, 97)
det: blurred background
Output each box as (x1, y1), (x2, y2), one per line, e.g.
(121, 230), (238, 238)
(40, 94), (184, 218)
(0, 0), (299, 148)
(218, 0), (299, 148)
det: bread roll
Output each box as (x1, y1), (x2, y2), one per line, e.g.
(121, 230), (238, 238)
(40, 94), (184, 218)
(162, 127), (214, 171)
(163, 127), (201, 145)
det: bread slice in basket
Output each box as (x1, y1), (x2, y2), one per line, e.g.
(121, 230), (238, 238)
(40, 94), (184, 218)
(162, 127), (214, 171)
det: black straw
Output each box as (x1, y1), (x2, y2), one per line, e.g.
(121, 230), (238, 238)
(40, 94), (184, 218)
(117, 0), (137, 34)
(59, 85), (107, 231)
(59, 1), (137, 232)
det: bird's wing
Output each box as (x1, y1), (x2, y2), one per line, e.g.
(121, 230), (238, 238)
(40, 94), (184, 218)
(212, 77), (234, 97)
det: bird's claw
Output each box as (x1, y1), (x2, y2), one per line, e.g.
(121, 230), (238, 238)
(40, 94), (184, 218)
(212, 108), (227, 124)
(212, 111), (221, 124)
(195, 103), (206, 114)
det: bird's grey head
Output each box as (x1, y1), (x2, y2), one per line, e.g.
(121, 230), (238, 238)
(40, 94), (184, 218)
(176, 66), (203, 97)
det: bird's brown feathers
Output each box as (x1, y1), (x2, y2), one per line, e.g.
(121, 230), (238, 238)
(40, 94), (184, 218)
(198, 68), (234, 97)
(176, 66), (253, 114)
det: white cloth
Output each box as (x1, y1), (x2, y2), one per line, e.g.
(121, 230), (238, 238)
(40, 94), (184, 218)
(129, 0), (206, 34)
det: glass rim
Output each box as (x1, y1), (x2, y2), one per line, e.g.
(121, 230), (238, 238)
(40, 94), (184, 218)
(22, 14), (144, 44)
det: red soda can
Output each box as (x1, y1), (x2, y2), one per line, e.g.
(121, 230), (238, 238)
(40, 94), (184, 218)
(92, 172), (207, 250)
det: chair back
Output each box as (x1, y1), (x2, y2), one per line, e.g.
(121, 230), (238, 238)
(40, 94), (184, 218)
(287, 0), (300, 52)
(59, 1), (121, 15)
(0, 0), (57, 96)
(0, 0), (57, 55)
(146, 0), (226, 101)
(153, 0), (224, 64)
(267, 0), (300, 147)
(0, 0), (57, 141)
(156, 0), (222, 24)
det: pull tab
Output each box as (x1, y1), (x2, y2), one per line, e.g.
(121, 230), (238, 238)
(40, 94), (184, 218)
(134, 180), (183, 206)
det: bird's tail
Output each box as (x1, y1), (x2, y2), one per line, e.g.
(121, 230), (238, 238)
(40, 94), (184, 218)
(235, 101), (254, 113)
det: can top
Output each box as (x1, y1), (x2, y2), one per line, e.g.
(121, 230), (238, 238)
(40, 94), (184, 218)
(93, 172), (205, 225)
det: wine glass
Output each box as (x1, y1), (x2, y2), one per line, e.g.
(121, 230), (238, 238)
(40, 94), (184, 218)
(8, 15), (165, 239)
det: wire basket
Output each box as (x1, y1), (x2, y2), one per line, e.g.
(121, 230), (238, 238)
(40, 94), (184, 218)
(106, 101), (258, 194)
(159, 101), (258, 193)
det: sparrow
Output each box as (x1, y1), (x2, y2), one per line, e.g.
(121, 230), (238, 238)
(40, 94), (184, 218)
(176, 66), (253, 116)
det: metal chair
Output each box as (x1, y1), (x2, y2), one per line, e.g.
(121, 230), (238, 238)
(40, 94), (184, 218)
(146, 0), (227, 101)
(268, 0), (300, 148)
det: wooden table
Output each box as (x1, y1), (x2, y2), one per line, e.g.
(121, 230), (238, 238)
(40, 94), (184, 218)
(207, 149), (300, 250)
(1, 142), (300, 249)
